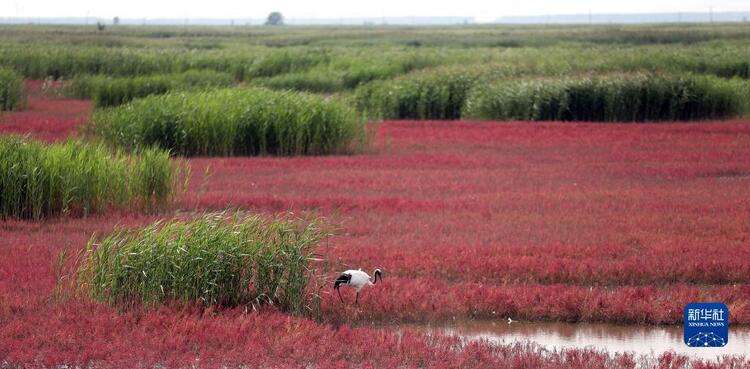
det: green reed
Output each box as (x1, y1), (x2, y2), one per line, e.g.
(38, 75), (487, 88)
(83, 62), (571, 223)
(464, 74), (748, 122)
(0, 137), (179, 219)
(68, 70), (235, 107)
(0, 67), (23, 111)
(92, 87), (364, 156)
(73, 212), (329, 314)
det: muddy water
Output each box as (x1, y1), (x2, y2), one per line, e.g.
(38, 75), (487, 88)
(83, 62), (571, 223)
(417, 320), (750, 360)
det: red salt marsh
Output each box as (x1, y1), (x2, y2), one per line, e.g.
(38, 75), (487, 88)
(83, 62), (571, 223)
(2, 90), (750, 368)
(0, 82), (89, 142)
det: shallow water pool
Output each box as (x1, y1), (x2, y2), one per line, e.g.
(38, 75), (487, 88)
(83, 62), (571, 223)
(416, 320), (750, 361)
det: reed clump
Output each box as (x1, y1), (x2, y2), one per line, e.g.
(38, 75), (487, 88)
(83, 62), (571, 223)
(246, 50), (330, 78)
(92, 87), (363, 156)
(464, 74), (747, 122)
(68, 70), (234, 107)
(354, 72), (478, 120)
(0, 67), (23, 111)
(0, 136), (179, 219)
(73, 213), (329, 314)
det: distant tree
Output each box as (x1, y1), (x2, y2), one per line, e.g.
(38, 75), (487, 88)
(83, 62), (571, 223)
(113, 16), (120, 25)
(265, 12), (284, 26)
(96, 21), (106, 31)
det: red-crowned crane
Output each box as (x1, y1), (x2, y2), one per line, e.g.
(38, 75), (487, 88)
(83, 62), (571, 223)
(334, 268), (382, 304)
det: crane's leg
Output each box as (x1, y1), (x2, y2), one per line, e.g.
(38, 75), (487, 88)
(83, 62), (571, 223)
(355, 292), (359, 305)
(337, 287), (345, 304)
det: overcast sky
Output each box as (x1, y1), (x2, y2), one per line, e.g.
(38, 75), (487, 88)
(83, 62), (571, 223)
(2, 0), (748, 22)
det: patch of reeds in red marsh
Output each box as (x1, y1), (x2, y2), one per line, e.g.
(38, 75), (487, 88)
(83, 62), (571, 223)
(3, 118), (750, 367)
(0, 80), (90, 142)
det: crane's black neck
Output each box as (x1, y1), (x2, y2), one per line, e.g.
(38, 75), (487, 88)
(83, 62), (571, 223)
(373, 269), (382, 284)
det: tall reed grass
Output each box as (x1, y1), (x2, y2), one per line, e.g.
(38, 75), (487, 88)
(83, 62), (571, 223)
(0, 45), (256, 80)
(68, 70), (234, 107)
(252, 52), (443, 93)
(246, 50), (329, 78)
(92, 88), (363, 156)
(0, 68), (23, 111)
(3, 25), (750, 83)
(354, 72), (477, 120)
(72, 213), (329, 314)
(253, 71), (344, 93)
(464, 74), (747, 122)
(0, 136), (179, 219)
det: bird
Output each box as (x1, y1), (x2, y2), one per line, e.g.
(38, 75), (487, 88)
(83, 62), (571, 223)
(334, 268), (382, 304)
(507, 317), (514, 324)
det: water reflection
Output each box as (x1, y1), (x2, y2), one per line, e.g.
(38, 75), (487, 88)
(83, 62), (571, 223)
(420, 320), (750, 361)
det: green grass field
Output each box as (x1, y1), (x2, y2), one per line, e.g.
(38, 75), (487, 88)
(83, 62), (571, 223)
(2, 23), (750, 122)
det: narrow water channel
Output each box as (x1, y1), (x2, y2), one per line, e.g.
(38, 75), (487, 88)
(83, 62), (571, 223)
(417, 320), (750, 361)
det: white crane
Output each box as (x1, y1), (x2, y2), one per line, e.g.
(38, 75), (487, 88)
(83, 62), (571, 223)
(334, 268), (382, 304)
